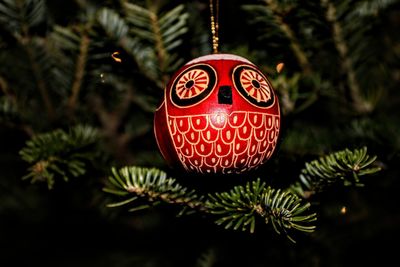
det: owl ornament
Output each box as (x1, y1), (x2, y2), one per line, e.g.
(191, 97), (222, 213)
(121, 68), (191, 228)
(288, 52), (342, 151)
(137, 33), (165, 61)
(154, 54), (280, 174)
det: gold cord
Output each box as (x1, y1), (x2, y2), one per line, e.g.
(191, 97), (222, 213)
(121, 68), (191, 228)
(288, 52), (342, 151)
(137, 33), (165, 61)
(209, 0), (219, 53)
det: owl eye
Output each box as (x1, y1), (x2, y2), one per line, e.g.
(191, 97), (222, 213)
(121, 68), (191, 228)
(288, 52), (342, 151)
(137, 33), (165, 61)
(170, 64), (216, 107)
(233, 65), (275, 108)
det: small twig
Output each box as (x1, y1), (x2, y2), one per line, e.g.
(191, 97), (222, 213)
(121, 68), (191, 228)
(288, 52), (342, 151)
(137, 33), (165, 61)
(67, 33), (90, 116)
(147, 0), (169, 86)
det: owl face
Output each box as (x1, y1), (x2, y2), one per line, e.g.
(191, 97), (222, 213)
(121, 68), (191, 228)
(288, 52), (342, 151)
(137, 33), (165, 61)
(154, 54), (280, 174)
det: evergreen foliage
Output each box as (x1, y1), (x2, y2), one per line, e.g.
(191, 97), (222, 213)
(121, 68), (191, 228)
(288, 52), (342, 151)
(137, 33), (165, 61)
(103, 147), (379, 242)
(104, 165), (320, 242)
(290, 147), (381, 197)
(0, 0), (398, 266)
(104, 166), (201, 212)
(19, 125), (100, 189)
(207, 179), (316, 242)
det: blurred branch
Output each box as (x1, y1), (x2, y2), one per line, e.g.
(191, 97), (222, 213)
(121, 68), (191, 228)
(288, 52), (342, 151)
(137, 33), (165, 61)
(23, 40), (55, 120)
(195, 249), (217, 267)
(11, 0), (55, 120)
(146, 1), (168, 85)
(67, 32), (90, 116)
(264, 0), (312, 74)
(321, 0), (372, 113)
(90, 90), (135, 164)
(0, 76), (10, 96)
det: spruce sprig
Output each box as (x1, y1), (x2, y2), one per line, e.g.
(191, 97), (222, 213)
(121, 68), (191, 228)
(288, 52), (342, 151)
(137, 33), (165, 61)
(290, 147), (381, 197)
(104, 147), (380, 241)
(207, 179), (316, 242)
(19, 125), (100, 189)
(104, 168), (316, 242)
(103, 166), (201, 212)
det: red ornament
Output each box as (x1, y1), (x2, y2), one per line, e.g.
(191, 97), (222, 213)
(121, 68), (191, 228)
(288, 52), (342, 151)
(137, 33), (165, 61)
(154, 54), (280, 174)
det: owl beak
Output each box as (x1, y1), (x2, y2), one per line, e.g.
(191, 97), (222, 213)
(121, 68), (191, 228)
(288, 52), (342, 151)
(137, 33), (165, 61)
(218, 86), (233, 105)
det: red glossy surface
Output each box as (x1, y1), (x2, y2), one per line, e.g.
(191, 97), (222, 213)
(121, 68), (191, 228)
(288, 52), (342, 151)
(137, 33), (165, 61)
(154, 54), (280, 174)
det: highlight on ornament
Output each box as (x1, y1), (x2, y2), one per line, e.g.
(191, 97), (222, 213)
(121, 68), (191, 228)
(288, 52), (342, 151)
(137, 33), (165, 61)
(154, 53), (281, 175)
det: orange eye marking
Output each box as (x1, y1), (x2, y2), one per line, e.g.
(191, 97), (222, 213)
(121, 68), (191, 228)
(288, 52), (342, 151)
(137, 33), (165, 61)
(240, 69), (271, 102)
(176, 69), (209, 99)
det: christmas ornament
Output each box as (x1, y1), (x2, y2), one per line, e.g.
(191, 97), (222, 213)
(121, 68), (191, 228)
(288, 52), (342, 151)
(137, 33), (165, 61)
(154, 53), (281, 174)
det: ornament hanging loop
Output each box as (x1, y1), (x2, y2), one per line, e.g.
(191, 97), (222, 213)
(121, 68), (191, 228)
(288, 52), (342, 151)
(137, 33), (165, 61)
(209, 0), (219, 53)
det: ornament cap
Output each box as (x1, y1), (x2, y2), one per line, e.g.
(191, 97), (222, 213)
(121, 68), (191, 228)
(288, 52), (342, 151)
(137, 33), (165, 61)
(185, 53), (254, 66)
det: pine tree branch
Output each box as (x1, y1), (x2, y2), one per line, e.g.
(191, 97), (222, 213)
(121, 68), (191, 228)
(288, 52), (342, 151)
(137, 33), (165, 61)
(121, 2), (188, 85)
(103, 166), (203, 211)
(289, 147), (381, 198)
(96, 7), (160, 87)
(104, 167), (316, 242)
(103, 146), (382, 240)
(206, 179), (316, 242)
(19, 125), (100, 189)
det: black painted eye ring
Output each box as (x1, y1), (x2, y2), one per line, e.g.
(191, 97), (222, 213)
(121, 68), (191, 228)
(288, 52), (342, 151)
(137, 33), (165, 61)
(233, 65), (275, 108)
(170, 64), (217, 107)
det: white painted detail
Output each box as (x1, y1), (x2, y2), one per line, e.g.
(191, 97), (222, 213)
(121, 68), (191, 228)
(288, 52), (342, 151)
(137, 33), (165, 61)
(185, 54), (254, 65)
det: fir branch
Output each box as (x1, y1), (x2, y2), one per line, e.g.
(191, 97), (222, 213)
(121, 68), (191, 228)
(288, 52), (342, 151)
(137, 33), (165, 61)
(104, 167), (316, 242)
(0, 0), (46, 36)
(147, 4), (168, 83)
(97, 3), (188, 86)
(207, 179), (316, 242)
(19, 125), (100, 189)
(96, 7), (159, 86)
(103, 166), (202, 211)
(122, 2), (188, 83)
(0, 0), (54, 118)
(290, 147), (381, 198)
(97, 8), (129, 41)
